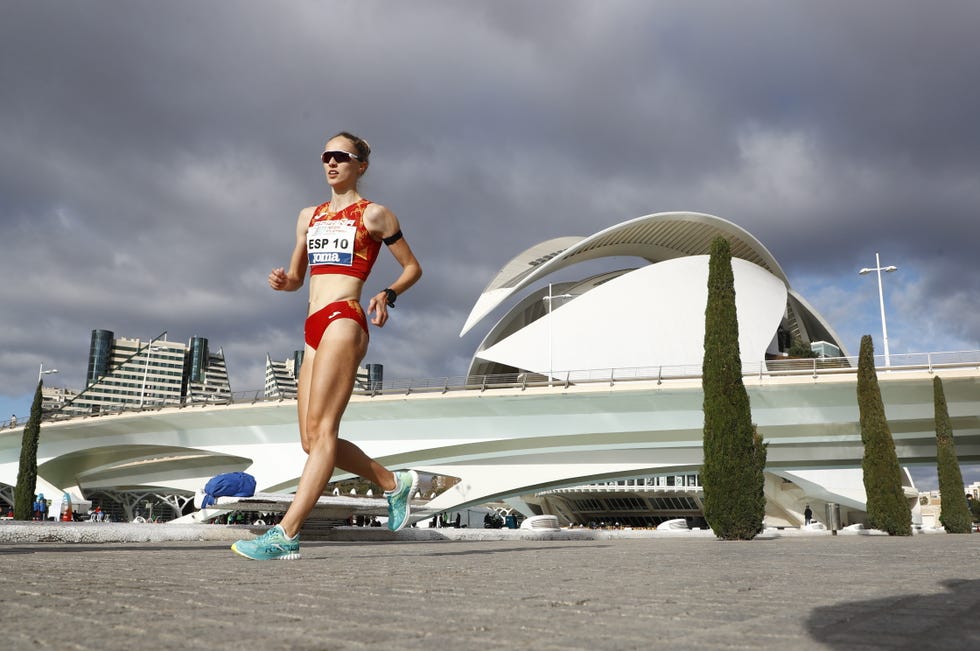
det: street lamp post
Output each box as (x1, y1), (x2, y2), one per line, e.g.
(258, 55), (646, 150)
(38, 364), (59, 383)
(543, 283), (573, 385)
(858, 252), (898, 367)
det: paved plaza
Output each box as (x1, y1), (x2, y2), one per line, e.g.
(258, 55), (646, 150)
(0, 525), (977, 650)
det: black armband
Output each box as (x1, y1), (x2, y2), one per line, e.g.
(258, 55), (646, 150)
(382, 230), (403, 246)
(382, 288), (397, 307)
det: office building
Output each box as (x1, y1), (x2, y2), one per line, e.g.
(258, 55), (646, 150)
(65, 330), (231, 415)
(264, 351), (303, 399)
(264, 352), (381, 399)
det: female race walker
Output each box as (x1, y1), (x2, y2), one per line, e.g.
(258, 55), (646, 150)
(232, 131), (422, 560)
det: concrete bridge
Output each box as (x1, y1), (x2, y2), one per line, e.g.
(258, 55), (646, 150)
(1, 353), (977, 523)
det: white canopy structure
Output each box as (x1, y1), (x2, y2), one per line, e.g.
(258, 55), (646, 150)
(463, 211), (847, 380)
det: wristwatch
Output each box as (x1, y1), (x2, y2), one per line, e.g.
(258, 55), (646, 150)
(382, 288), (397, 307)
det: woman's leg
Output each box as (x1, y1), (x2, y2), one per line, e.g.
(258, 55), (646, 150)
(335, 440), (396, 491)
(278, 320), (373, 537)
(296, 343), (315, 454)
(299, 328), (396, 489)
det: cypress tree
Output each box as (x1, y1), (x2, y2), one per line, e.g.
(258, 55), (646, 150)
(856, 335), (911, 535)
(701, 237), (767, 540)
(933, 376), (973, 533)
(13, 380), (44, 520)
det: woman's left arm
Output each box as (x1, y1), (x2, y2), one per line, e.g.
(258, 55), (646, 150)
(366, 205), (422, 327)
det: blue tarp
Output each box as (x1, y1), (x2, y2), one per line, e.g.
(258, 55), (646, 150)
(200, 472), (257, 508)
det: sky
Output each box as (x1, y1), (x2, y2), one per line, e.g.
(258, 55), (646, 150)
(2, 2), (978, 490)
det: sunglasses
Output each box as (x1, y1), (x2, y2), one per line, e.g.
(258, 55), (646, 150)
(321, 150), (361, 164)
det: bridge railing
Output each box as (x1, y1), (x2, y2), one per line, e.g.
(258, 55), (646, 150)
(17, 349), (980, 426)
(357, 349), (980, 396)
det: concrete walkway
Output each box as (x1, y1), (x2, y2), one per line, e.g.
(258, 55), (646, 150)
(1, 523), (977, 650)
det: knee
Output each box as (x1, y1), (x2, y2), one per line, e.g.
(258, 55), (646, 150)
(304, 425), (339, 452)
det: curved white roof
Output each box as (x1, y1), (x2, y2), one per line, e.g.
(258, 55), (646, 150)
(475, 256), (788, 378)
(461, 212), (787, 335)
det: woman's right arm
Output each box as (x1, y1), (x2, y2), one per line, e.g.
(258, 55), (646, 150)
(268, 207), (313, 292)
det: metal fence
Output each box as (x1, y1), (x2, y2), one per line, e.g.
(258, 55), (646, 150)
(10, 349), (979, 427)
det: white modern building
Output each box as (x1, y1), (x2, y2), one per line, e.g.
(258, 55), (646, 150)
(265, 352), (303, 400)
(463, 212), (846, 380)
(458, 211), (859, 528)
(2, 213), (978, 528)
(264, 354), (382, 400)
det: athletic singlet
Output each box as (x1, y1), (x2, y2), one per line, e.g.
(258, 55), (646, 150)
(307, 199), (381, 281)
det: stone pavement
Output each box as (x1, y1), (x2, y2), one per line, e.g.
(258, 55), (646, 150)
(0, 525), (977, 650)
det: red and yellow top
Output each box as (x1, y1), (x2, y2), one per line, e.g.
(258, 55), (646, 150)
(306, 199), (381, 281)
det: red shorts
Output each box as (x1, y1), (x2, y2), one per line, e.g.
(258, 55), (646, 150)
(304, 300), (368, 350)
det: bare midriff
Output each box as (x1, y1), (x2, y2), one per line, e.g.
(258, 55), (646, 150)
(308, 274), (364, 316)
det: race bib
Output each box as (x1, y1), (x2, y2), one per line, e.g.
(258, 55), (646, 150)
(308, 219), (355, 266)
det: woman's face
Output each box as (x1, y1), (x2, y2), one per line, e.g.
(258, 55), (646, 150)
(322, 136), (366, 190)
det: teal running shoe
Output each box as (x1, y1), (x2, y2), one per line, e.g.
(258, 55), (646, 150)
(231, 525), (300, 560)
(385, 470), (419, 532)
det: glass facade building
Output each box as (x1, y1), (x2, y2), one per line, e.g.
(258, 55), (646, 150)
(86, 329), (114, 387)
(65, 331), (232, 415)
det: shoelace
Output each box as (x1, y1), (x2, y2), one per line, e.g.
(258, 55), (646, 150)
(259, 527), (282, 542)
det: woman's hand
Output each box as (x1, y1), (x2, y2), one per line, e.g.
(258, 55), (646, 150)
(367, 290), (390, 327)
(268, 267), (289, 291)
